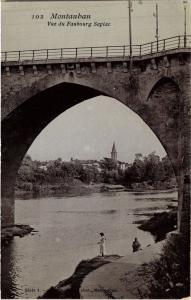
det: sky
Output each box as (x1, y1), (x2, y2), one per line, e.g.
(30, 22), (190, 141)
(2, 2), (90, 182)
(2, 0), (191, 50)
(2, 0), (191, 162)
(27, 97), (166, 163)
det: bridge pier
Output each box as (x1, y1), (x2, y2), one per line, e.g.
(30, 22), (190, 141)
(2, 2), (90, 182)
(1, 153), (18, 225)
(1, 197), (15, 226)
(178, 76), (190, 239)
(1, 171), (15, 226)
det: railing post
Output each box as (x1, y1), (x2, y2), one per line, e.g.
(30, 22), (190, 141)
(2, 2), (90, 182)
(163, 39), (166, 51)
(90, 47), (93, 59)
(3, 36), (189, 64)
(106, 46), (108, 58)
(184, 35), (187, 48)
(123, 45), (126, 58)
(178, 36), (181, 48)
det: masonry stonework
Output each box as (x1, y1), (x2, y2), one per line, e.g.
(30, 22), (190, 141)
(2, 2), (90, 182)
(1, 50), (190, 240)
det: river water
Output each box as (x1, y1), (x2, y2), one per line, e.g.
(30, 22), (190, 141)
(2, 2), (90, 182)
(2, 190), (177, 299)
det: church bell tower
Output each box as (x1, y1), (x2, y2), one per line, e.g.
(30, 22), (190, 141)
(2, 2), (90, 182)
(111, 142), (117, 161)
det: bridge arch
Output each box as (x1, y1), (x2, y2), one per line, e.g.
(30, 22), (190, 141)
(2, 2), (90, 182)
(147, 76), (180, 100)
(2, 78), (179, 224)
(2, 71), (126, 120)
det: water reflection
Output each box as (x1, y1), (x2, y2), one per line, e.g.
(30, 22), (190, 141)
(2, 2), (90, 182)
(56, 209), (118, 214)
(2, 241), (22, 299)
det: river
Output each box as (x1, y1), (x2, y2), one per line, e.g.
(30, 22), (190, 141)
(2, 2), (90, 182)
(1, 190), (177, 299)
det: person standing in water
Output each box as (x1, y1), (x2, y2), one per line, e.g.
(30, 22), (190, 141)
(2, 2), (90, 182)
(98, 232), (106, 257)
(132, 237), (141, 252)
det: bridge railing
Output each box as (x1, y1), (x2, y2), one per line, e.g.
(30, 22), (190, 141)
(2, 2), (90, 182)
(1, 35), (191, 63)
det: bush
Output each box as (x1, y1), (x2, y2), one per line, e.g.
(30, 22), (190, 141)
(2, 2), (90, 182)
(144, 234), (190, 298)
(17, 182), (33, 191)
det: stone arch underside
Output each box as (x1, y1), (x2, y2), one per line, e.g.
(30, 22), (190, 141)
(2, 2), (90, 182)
(146, 77), (188, 234)
(146, 77), (181, 175)
(1, 76), (183, 227)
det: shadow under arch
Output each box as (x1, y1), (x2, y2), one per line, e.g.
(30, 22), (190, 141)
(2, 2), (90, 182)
(147, 76), (182, 178)
(145, 76), (181, 177)
(147, 76), (180, 101)
(2, 79), (179, 224)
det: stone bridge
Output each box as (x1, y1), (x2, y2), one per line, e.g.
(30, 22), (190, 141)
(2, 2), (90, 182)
(1, 36), (190, 239)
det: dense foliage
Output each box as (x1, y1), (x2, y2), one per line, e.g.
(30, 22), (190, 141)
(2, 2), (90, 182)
(16, 155), (102, 191)
(16, 152), (175, 192)
(123, 152), (174, 187)
(143, 234), (190, 299)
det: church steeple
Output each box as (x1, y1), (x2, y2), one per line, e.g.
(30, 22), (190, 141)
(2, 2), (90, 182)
(111, 142), (117, 161)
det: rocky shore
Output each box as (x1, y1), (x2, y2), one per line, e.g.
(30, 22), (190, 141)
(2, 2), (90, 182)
(137, 209), (177, 242)
(1, 224), (35, 246)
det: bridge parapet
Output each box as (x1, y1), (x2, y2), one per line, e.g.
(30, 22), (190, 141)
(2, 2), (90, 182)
(1, 44), (190, 122)
(2, 35), (191, 65)
(1, 50), (190, 79)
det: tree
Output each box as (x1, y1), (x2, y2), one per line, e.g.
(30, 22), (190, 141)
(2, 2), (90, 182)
(135, 153), (143, 161)
(100, 158), (117, 171)
(79, 167), (94, 184)
(125, 153), (145, 183)
(144, 152), (162, 183)
(162, 156), (174, 179)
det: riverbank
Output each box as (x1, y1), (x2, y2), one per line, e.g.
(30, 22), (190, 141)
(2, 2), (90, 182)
(39, 206), (177, 298)
(79, 233), (189, 299)
(1, 224), (35, 246)
(42, 203), (178, 298)
(137, 209), (177, 242)
(39, 255), (121, 299)
(15, 180), (177, 198)
(40, 242), (164, 299)
(15, 182), (103, 198)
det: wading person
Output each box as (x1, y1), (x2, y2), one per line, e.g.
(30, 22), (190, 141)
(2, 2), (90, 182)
(98, 232), (106, 257)
(132, 237), (141, 253)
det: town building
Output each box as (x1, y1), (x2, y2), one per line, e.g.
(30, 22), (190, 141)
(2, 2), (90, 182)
(70, 143), (129, 173)
(111, 142), (117, 161)
(103, 142), (129, 172)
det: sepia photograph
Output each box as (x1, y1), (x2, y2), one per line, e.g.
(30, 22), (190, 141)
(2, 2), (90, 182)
(1, 0), (191, 299)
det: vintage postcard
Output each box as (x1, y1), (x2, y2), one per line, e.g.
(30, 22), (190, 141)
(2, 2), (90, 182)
(1, 0), (191, 299)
